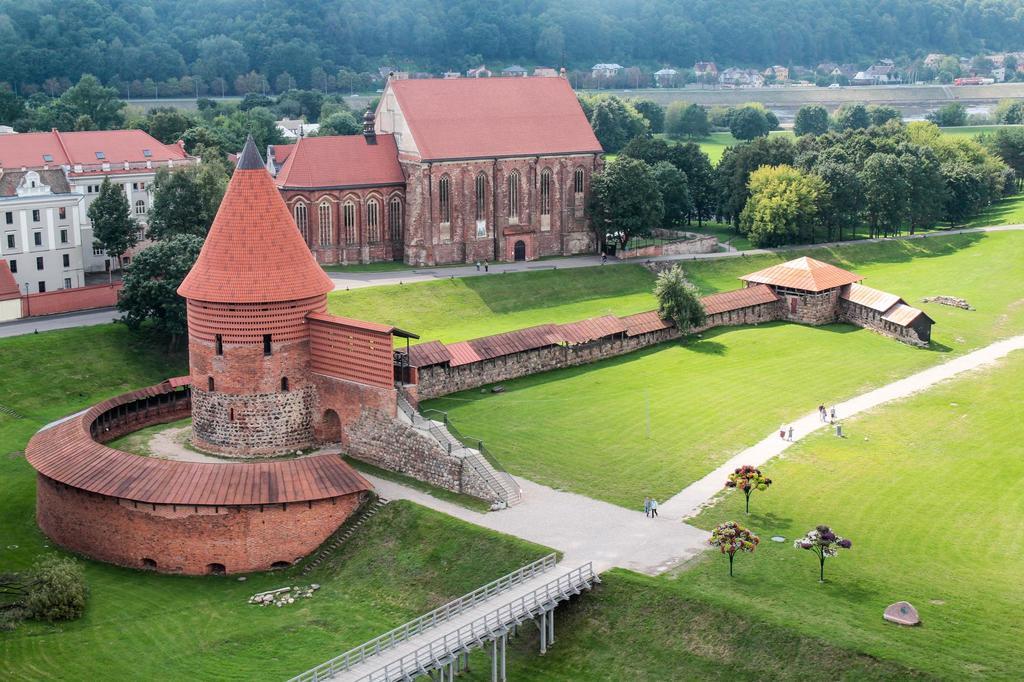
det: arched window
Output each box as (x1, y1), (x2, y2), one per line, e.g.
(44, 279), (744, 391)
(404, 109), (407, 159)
(343, 201), (356, 244)
(574, 168), (585, 194)
(475, 173), (487, 221)
(540, 169), (552, 216)
(318, 202), (333, 245)
(294, 203), (308, 242)
(134, 199), (146, 215)
(389, 197), (402, 242)
(367, 199), (380, 242)
(281, 377), (289, 392)
(508, 170), (520, 220)
(439, 175), (451, 223)
(208, 376), (215, 391)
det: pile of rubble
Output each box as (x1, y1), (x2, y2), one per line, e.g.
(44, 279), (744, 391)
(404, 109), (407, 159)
(922, 295), (974, 310)
(248, 584), (320, 607)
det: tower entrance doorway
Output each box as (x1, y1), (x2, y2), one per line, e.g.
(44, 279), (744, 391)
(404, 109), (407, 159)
(513, 240), (526, 261)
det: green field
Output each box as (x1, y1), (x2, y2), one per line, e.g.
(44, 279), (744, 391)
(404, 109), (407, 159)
(416, 232), (1024, 507)
(682, 349), (1024, 679)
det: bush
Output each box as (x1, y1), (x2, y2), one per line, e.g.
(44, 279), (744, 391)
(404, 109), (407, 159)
(654, 265), (705, 332)
(25, 556), (89, 622)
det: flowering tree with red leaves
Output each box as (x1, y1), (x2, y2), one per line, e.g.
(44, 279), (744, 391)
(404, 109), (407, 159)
(795, 524), (853, 582)
(725, 465), (773, 513)
(708, 521), (760, 576)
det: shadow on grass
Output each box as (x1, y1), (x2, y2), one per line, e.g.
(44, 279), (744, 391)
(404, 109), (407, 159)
(683, 338), (728, 355)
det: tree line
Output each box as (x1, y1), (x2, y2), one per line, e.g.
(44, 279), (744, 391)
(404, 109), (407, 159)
(3, 0), (1024, 96)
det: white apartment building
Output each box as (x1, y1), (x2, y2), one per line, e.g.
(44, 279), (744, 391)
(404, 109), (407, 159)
(0, 129), (198, 293)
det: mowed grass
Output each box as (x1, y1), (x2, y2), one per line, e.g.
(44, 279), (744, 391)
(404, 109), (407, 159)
(327, 264), (659, 344)
(683, 350), (1024, 679)
(421, 232), (1024, 507)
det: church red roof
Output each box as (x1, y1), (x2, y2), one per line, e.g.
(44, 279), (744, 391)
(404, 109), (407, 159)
(387, 77), (602, 160)
(178, 137), (334, 304)
(275, 135), (405, 189)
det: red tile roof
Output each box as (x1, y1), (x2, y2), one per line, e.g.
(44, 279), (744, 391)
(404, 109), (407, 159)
(882, 303), (933, 327)
(701, 284), (779, 315)
(0, 129), (188, 169)
(406, 340), (452, 367)
(178, 138), (334, 304)
(839, 283), (902, 313)
(446, 341), (482, 367)
(0, 259), (20, 301)
(25, 381), (372, 506)
(275, 135), (404, 189)
(387, 77), (602, 160)
(740, 257), (863, 292)
(558, 315), (627, 344)
(621, 310), (673, 336)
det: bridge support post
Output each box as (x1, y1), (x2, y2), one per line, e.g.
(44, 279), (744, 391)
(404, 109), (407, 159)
(547, 606), (555, 645)
(491, 638), (498, 682)
(539, 611), (548, 655)
(463, 651), (471, 672)
(500, 632), (507, 681)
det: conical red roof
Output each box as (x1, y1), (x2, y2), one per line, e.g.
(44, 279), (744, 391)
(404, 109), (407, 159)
(178, 137), (334, 303)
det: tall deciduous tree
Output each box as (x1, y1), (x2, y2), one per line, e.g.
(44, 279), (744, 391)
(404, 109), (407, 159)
(88, 178), (137, 269)
(651, 161), (691, 227)
(813, 160), (862, 241)
(589, 157), (663, 250)
(631, 99), (665, 134)
(859, 152), (908, 237)
(794, 105), (829, 136)
(58, 75), (125, 130)
(118, 234), (204, 345)
(729, 105), (772, 140)
(715, 135), (796, 226)
(588, 96), (648, 153)
(740, 164), (824, 247)
(654, 265), (705, 332)
(147, 162), (229, 240)
(665, 102), (709, 139)
(832, 103), (870, 131)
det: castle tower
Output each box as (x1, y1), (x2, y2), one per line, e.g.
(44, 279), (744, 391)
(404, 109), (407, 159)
(178, 136), (335, 456)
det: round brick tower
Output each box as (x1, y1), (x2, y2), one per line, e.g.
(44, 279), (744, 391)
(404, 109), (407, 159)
(178, 136), (335, 457)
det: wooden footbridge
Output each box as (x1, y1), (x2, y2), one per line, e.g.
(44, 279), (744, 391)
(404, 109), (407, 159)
(288, 554), (598, 682)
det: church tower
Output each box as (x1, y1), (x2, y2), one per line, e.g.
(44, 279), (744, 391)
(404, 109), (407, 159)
(178, 136), (335, 456)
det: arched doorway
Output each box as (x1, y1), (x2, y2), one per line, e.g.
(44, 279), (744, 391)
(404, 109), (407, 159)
(321, 409), (342, 443)
(513, 240), (527, 261)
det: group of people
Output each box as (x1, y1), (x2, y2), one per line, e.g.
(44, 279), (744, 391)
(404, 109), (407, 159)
(818, 404), (837, 423)
(473, 261), (490, 272)
(643, 497), (659, 517)
(778, 404), (839, 442)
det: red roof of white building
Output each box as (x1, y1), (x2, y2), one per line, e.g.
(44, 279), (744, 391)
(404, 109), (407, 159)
(386, 77), (602, 160)
(0, 129), (189, 170)
(178, 136), (334, 304)
(275, 135), (405, 189)
(0, 259), (20, 301)
(740, 257), (863, 293)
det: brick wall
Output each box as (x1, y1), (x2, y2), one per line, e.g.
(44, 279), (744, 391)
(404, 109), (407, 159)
(21, 282), (121, 317)
(36, 474), (362, 575)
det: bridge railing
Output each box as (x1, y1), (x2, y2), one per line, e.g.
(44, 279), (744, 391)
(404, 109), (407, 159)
(287, 553), (559, 682)
(362, 562), (597, 682)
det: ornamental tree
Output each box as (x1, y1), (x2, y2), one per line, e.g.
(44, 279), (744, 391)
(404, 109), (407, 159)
(724, 465), (772, 513)
(794, 524), (852, 582)
(708, 521), (760, 576)
(88, 177), (137, 270)
(654, 265), (705, 333)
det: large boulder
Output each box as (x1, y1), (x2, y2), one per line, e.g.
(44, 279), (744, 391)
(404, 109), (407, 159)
(883, 601), (920, 626)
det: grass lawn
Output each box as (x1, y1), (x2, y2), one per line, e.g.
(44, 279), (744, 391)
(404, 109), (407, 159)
(687, 220), (756, 250)
(106, 416), (191, 457)
(327, 264), (659, 345)
(683, 349), (1024, 679)
(420, 232), (1024, 507)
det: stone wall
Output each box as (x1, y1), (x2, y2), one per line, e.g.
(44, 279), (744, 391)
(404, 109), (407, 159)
(839, 300), (929, 347)
(415, 302), (782, 400)
(618, 234), (719, 259)
(777, 288), (839, 325)
(36, 474), (362, 575)
(190, 386), (318, 456)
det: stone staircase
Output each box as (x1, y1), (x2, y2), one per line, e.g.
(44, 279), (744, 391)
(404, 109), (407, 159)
(300, 496), (389, 576)
(397, 394), (522, 507)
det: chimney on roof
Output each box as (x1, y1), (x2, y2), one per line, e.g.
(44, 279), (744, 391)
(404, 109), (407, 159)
(236, 134), (265, 170)
(363, 107), (377, 145)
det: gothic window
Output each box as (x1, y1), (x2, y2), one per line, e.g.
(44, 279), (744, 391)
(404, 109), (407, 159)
(389, 197), (403, 241)
(574, 167), (585, 194)
(475, 173), (487, 221)
(367, 199), (380, 242)
(508, 170), (520, 220)
(318, 202), (333, 245)
(540, 169), (552, 215)
(439, 175), (451, 223)
(343, 201), (357, 243)
(294, 203), (308, 242)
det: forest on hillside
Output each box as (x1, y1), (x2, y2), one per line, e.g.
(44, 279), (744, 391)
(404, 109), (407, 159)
(2, 0), (1024, 93)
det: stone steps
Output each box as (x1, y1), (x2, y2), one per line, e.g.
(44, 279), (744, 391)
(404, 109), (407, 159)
(300, 497), (389, 576)
(0, 404), (25, 420)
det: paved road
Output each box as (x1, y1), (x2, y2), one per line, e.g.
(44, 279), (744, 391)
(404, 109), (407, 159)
(2, 224), (1020, 340)
(372, 334), (1024, 575)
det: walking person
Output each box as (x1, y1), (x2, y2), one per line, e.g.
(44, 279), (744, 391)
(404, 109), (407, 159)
(601, 252), (607, 265)
(643, 496), (651, 518)
(779, 424), (786, 440)
(829, 405), (837, 423)
(650, 498), (658, 518)
(818, 404), (826, 422)
(787, 425), (794, 442)
(484, 261), (489, 272)
(475, 261), (481, 272)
